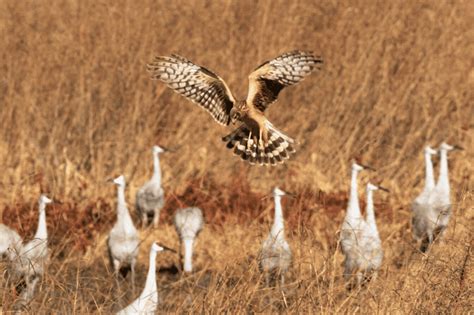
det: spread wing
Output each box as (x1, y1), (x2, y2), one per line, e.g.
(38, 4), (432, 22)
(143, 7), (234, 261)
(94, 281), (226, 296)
(147, 54), (236, 125)
(247, 51), (323, 112)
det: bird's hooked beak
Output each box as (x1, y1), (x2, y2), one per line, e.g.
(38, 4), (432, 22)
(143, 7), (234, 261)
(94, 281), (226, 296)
(359, 163), (376, 171)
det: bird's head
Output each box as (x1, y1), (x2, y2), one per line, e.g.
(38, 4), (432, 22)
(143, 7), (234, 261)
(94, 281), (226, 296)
(424, 146), (438, 155)
(39, 194), (52, 205)
(366, 182), (390, 193)
(439, 142), (463, 152)
(273, 187), (286, 197)
(229, 108), (241, 125)
(352, 162), (375, 172)
(112, 175), (126, 187)
(153, 145), (165, 154)
(151, 242), (164, 252)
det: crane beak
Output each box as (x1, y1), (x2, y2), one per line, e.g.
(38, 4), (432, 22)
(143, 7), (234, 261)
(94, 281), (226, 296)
(161, 145), (181, 153)
(285, 192), (296, 198)
(360, 163), (376, 171)
(157, 243), (178, 253)
(453, 145), (464, 151)
(378, 186), (390, 193)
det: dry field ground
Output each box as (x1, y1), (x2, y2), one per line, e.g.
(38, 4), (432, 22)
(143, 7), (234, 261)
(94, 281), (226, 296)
(0, 0), (473, 313)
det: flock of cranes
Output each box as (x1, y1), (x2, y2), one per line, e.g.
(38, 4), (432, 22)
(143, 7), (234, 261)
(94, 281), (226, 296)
(411, 142), (462, 252)
(0, 142), (462, 313)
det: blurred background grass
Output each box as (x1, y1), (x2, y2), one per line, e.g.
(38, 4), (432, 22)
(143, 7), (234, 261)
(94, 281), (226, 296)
(0, 0), (472, 313)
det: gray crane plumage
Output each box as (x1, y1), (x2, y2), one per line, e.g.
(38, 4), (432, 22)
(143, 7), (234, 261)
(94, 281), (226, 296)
(108, 175), (140, 290)
(426, 142), (462, 248)
(11, 195), (51, 302)
(340, 163), (374, 286)
(358, 183), (385, 281)
(0, 223), (22, 261)
(117, 242), (164, 315)
(260, 187), (292, 286)
(174, 207), (203, 273)
(411, 146), (438, 252)
(136, 146), (166, 228)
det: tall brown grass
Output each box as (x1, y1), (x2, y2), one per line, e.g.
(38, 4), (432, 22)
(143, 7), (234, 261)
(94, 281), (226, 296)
(0, 0), (472, 313)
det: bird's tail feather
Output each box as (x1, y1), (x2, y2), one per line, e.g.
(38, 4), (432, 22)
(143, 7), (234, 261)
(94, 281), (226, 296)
(222, 121), (295, 166)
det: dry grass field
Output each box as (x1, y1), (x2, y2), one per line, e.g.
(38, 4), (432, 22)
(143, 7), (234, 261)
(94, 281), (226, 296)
(0, 0), (473, 313)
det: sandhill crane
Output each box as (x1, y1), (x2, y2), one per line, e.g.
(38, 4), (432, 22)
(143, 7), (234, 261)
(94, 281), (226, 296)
(427, 142), (463, 247)
(411, 146), (438, 252)
(360, 183), (388, 282)
(117, 242), (164, 315)
(260, 187), (292, 286)
(107, 175), (140, 290)
(174, 207), (203, 273)
(12, 194), (51, 301)
(0, 224), (22, 261)
(340, 163), (373, 285)
(136, 145), (166, 228)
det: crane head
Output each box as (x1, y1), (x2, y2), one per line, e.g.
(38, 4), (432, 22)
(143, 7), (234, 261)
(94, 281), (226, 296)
(153, 145), (166, 154)
(39, 194), (52, 205)
(112, 175), (126, 187)
(151, 242), (164, 252)
(424, 146), (437, 155)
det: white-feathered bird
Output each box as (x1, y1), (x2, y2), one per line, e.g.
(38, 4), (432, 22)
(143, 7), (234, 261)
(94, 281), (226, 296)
(0, 223), (22, 262)
(340, 163), (373, 285)
(107, 175), (140, 290)
(117, 242), (164, 315)
(136, 145), (166, 228)
(260, 187), (292, 286)
(411, 146), (438, 252)
(173, 207), (203, 273)
(360, 183), (387, 282)
(12, 194), (51, 301)
(426, 142), (463, 248)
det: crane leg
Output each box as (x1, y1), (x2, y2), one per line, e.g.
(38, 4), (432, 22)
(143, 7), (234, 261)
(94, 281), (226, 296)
(113, 259), (121, 291)
(372, 270), (378, 282)
(152, 210), (160, 228)
(21, 275), (39, 302)
(131, 259), (136, 294)
(265, 272), (270, 287)
(356, 272), (363, 287)
(142, 213), (148, 229)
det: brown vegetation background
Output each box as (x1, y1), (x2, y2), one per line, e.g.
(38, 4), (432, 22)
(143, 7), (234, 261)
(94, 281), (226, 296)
(0, 0), (472, 313)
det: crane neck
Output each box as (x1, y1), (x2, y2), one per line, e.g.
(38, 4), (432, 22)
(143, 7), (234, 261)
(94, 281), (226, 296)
(271, 195), (285, 239)
(436, 149), (450, 194)
(34, 202), (48, 240)
(365, 189), (378, 235)
(424, 151), (435, 191)
(183, 238), (194, 272)
(140, 249), (158, 299)
(152, 153), (162, 184)
(347, 169), (361, 219)
(116, 185), (135, 232)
